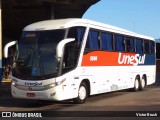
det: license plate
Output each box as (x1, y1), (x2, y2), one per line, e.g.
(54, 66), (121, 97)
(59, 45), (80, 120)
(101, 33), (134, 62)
(26, 93), (35, 97)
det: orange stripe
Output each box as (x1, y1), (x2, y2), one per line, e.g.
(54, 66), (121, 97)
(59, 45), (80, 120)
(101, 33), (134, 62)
(81, 51), (137, 66)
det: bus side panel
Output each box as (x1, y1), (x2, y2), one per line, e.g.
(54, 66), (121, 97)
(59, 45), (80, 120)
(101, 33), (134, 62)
(81, 51), (156, 94)
(80, 66), (118, 95)
(118, 66), (134, 90)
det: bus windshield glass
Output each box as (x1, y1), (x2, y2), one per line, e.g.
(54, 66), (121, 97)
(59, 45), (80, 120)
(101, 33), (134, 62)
(12, 29), (65, 80)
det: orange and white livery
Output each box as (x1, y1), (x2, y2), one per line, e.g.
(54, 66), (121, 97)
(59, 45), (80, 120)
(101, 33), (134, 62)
(5, 18), (155, 103)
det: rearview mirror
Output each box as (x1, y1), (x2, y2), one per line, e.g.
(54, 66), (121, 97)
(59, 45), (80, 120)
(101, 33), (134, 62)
(56, 38), (75, 61)
(4, 41), (17, 58)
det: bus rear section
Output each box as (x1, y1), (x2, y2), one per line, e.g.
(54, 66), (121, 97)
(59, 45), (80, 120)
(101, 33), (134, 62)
(81, 28), (155, 95)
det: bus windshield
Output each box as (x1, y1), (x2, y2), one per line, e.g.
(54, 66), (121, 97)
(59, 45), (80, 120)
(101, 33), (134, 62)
(12, 29), (65, 80)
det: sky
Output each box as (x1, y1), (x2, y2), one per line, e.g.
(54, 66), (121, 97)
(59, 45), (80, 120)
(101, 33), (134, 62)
(83, 0), (160, 39)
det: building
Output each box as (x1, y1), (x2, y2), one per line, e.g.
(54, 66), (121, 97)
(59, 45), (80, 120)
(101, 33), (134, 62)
(0, 0), (100, 84)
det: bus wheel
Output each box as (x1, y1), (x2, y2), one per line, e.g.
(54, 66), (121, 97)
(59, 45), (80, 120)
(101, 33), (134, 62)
(134, 78), (140, 92)
(73, 82), (88, 104)
(140, 76), (146, 91)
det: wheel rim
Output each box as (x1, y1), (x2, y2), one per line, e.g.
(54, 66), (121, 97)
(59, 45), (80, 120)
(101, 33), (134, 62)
(135, 79), (139, 90)
(79, 86), (86, 100)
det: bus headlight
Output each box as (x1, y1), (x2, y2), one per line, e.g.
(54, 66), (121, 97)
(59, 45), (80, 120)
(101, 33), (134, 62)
(44, 83), (56, 89)
(50, 83), (56, 88)
(55, 78), (66, 86)
(12, 81), (17, 86)
(44, 79), (66, 90)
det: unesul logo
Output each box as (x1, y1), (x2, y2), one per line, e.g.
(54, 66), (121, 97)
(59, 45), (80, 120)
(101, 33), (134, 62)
(25, 82), (43, 86)
(118, 53), (146, 66)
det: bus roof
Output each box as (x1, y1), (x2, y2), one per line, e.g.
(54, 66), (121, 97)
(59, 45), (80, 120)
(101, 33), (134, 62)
(24, 18), (154, 41)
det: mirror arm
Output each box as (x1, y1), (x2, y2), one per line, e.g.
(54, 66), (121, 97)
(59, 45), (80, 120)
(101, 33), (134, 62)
(56, 38), (75, 60)
(4, 41), (17, 58)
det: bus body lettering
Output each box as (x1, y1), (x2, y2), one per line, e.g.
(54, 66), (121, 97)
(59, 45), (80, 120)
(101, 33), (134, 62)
(118, 53), (146, 66)
(90, 56), (98, 61)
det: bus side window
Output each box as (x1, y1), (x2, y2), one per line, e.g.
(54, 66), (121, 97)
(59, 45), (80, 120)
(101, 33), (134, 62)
(144, 40), (150, 54)
(62, 27), (85, 73)
(85, 30), (100, 51)
(150, 41), (155, 54)
(126, 37), (135, 52)
(115, 35), (125, 52)
(136, 39), (143, 54)
(67, 27), (85, 47)
(101, 32), (113, 51)
(77, 28), (85, 47)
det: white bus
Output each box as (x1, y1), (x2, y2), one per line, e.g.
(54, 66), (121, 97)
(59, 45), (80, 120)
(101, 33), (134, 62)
(5, 18), (156, 103)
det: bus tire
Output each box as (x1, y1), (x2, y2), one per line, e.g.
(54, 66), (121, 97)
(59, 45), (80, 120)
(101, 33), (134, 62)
(134, 77), (140, 92)
(139, 76), (146, 91)
(73, 82), (88, 104)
